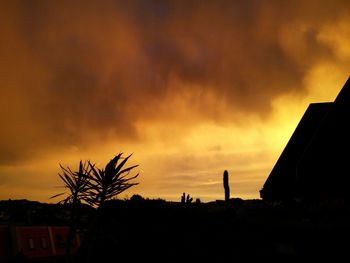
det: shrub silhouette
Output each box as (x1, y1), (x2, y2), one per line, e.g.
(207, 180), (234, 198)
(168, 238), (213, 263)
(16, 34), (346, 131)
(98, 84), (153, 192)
(181, 192), (193, 204)
(130, 194), (145, 202)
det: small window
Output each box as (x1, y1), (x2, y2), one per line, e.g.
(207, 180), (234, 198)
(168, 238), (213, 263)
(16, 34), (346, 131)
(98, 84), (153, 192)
(41, 237), (48, 249)
(28, 238), (35, 249)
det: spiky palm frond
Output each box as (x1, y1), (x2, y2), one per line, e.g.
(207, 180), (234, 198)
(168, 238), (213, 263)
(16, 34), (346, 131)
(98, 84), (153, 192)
(50, 160), (91, 205)
(85, 153), (139, 207)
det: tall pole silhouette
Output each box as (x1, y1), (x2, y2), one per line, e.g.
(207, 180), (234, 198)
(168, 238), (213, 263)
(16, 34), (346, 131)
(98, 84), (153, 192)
(223, 170), (230, 206)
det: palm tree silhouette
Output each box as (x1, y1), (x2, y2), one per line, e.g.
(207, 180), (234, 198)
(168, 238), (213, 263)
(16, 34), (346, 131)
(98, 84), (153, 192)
(80, 153), (139, 263)
(52, 153), (139, 263)
(51, 160), (91, 262)
(85, 153), (139, 209)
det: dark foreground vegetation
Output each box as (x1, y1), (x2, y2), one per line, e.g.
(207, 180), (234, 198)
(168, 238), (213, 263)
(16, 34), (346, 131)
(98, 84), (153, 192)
(1, 198), (350, 262)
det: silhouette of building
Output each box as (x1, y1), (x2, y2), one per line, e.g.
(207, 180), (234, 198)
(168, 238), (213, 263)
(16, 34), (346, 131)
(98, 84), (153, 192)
(260, 77), (350, 203)
(0, 225), (81, 262)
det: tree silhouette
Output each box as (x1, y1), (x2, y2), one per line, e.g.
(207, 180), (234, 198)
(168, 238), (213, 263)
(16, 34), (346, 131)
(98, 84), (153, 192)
(85, 153), (139, 209)
(50, 160), (91, 262)
(80, 153), (139, 263)
(51, 161), (91, 204)
(52, 153), (139, 262)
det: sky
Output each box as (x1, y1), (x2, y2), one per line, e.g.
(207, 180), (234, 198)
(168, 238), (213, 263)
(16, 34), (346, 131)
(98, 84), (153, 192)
(1, 0), (350, 202)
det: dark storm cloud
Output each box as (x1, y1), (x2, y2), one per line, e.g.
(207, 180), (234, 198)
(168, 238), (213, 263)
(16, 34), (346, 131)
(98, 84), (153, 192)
(0, 0), (349, 164)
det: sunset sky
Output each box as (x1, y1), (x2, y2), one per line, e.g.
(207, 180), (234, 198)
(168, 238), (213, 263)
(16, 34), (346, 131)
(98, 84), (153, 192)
(1, 0), (350, 202)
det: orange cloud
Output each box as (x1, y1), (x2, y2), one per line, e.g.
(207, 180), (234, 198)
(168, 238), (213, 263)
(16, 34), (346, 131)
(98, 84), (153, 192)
(0, 0), (349, 201)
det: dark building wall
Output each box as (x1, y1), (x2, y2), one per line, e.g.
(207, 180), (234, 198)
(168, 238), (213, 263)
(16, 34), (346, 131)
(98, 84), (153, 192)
(296, 77), (350, 202)
(261, 77), (350, 203)
(16, 226), (53, 259)
(51, 226), (80, 256)
(260, 103), (331, 201)
(0, 225), (81, 262)
(0, 226), (11, 262)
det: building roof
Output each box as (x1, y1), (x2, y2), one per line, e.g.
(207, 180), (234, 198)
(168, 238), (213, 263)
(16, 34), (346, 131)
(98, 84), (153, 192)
(296, 77), (350, 201)
(260, 102), (331, 201)
(261, 76), (350, 202)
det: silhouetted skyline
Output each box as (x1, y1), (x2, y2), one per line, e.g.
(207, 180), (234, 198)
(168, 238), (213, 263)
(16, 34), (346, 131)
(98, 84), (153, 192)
(1, 1), (350, 202)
